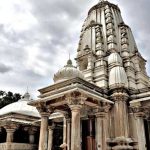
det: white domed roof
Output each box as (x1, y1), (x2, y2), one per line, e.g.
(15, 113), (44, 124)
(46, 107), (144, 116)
(53, 59), (84, 83)
(0, 92), (40, 117)
(108, 52), (122, 66)
(109, 66), (128, 89)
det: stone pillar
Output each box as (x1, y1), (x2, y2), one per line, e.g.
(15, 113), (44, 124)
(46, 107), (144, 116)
(94, 103), (111, 150)
(28, 127), (37, 144)
(95, 112), (107, 150)
(66, 118), (71, 150)
(39, 112), (50, 150)
(63, 117), (67, 145)
(135, 114), (146, 150)
(48, 125), (54, 150)
(112, 92), (129, 137)
(66, 92), (86, 150)
(130, 105), (147, 150)
(6, 129), (15, 143)
(60, 117), (67, 150)
(111, 92), (133, 149)
(5, 124), (17, 143)
(70, 105), (82, 150)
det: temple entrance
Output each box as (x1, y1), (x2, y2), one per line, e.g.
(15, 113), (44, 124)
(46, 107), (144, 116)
(52, 122), (63, 150)
(82, 118), (96, 150)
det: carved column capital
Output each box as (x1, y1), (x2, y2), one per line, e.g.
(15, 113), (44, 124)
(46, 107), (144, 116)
(94, 102), (111, 118)
(66, 92), (87, 108)
(130, 105), (150, 119)
(4, 122), (18, 143)
(111, 92), (129, 102)
(4, 122), (18, 131)
(36, 102), (54, 116)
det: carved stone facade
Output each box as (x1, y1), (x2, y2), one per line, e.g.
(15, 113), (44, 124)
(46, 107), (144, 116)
(28, 1), (149, 150)
(0, 0), (150, 150)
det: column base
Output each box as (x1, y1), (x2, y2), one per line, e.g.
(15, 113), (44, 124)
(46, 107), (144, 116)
(108, 137), (135, 150)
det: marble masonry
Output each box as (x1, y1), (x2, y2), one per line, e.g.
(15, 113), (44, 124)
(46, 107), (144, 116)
(0, 0), (150, 150)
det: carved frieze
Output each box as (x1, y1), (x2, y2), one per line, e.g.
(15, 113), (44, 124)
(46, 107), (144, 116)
(66, 92), (87, 106)
(36, 102), (54, 115)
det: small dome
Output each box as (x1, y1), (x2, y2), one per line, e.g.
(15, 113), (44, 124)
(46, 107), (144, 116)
(108, 52), (122, 66)
(0, 92), (40, 117)
(109, 66), (128, 89)
(53, 59), (84, 83)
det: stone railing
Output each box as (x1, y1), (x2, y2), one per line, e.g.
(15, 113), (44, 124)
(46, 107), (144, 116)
(0, 143), (38, 150)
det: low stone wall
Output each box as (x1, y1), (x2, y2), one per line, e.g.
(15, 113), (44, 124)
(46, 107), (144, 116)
(0, 143), (38, 150)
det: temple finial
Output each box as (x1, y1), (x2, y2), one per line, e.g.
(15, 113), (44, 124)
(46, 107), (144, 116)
(69, 52), (70, 60)
(66, 52), (73, 66)
(26, 86), (29, 93)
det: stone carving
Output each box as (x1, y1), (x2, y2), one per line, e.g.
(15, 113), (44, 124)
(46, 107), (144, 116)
(2, 122), (19, 130)
(106, 17), (113, 24)
(130, 105), (150, 119)
(120, 26), (129, 55)
(106, 23), (113, 29)
(95, 25), (104, 55)
(105, 8), (111, 14)
(36, 102), (54, 115)
(94, 102), (111, 114)
(107, 35), (115, 43)
(111, 92), (129, 102)
(107, 28), (114, 36)
(66, 92), (87, 106)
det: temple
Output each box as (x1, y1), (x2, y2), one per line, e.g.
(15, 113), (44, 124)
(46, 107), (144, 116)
(0, 0), (150, 150)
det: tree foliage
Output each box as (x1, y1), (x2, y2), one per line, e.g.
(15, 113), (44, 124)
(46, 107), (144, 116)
(0, 91), (21, 109)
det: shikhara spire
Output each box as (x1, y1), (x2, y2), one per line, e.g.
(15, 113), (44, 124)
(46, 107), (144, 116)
(77, 0), (149, 90)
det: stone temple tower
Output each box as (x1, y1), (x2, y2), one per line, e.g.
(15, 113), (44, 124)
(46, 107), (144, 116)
(76, 0), (149, 92)
(28, 1), (150, 150)
(75, 0), (150, 149)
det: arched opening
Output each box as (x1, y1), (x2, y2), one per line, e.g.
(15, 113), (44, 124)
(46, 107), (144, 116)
(0, 127), (6, 143)
(14, 126), (29, 143)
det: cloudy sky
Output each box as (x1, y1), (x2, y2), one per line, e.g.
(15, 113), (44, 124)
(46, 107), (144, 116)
(0, 0), (150, 98)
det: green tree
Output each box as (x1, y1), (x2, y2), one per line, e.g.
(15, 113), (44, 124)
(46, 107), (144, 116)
(0, 91), (21, 109)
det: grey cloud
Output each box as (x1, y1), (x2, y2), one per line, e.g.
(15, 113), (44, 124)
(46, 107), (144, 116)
(0, 63), (12, 73)
(0, 0), (150, 97)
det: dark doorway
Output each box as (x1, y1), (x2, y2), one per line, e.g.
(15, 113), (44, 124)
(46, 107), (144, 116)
(52, 122), (63, 150)
(82, 120), (88, 150)
(82, 119), (96, 150)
